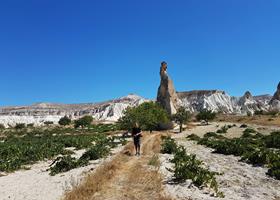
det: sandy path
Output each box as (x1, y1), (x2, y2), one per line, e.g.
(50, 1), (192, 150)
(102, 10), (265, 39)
(0, 147), (123, 200)
(64, 133), (172, 200)
(160, 123), (280, 200)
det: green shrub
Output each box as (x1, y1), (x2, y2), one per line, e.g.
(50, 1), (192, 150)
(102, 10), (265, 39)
(161, 136), (178, 154)
(241, 148), (280, 167)
(243, 128), (256, 134)
(49, 156), (89, 176)
(15, 123), (25, 129)
(58, 116), (71, 126)
(205, 132), (219, 138)
(80, 144), (110, 161)
(194, 130), (280, 180)
(0, 132), (109, 172)
(216, 126), (228, 134)
(265, 132), (280, 149)
(44, 121), (54, 126)
(240, 124), (248, 128)
(267, 161), (280, 180)
(186, 134), (201, 141)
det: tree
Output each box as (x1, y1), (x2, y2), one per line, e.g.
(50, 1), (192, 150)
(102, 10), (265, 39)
(58, 116), (71, 126)
(15, 123), (26, 129)
(74, 115), (94, 129)
(172, 107), (191, 133)
(196, 109), (216, 125)
(118, 102), (170, 132)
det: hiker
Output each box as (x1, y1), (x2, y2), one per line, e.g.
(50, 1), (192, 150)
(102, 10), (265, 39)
(132, 122), (142, 156)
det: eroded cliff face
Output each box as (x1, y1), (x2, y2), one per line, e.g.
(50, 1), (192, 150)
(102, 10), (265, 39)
(156, 62), (180, 115)
(177, 90), (271, 115)
(0, 94), (148, 127)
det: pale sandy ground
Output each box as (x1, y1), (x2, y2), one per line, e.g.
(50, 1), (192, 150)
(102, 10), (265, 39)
(160, 122), (280, 200)
(0, 146), (124, 200)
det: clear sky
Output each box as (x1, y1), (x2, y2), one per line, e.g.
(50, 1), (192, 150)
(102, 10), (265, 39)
(1, 0), (280, 106)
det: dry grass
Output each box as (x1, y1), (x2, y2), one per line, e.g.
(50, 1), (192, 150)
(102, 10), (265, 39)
(64, 155), (122, 200)
(63, 133), (173, 200)
(217, 114), (280, 127)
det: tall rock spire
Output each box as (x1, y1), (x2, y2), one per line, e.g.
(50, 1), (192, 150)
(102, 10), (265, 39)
(270, 82), (280, 102)
(156, 61), (179, 115)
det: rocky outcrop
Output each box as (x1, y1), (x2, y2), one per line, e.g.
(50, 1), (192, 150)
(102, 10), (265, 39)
(0, 94), (148, 127)
(157, 62), (180, 115)
(270, 82), (280, 110)
(177, 90), (272, 115)
(177, 90), (235, 113)
(237, 91), (265, 115)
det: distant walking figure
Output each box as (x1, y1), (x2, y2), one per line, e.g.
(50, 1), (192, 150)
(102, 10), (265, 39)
(132, 123), (142, 156)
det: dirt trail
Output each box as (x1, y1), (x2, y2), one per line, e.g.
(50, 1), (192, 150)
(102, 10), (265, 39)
(64, 133), (172, 200)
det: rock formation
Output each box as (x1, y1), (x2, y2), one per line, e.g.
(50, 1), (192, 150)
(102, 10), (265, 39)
(0, 94), (148, 127)
(238, 91), (262, 115)
(156, 62), (180, 115)
(270, 82), (280, 110)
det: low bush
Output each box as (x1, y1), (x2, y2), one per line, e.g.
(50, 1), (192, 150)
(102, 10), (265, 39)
(15, 123), (25, 129)
(80, 144), (110, 161)
(243, 128), (256, 134)
(186, 134), (201, 141)
(240, 124), (248, 128)
(44, 121), (54, 125)
(49, 156), (89, 176)
(267, 160), (280, 180)
(216, 126), (228, 134)
(205, 132), (219, 138)
(265, 132), (280, 149)
(161, 136), (178, 154)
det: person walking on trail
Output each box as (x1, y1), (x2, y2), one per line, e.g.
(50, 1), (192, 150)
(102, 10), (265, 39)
(132, 123), (142, 156)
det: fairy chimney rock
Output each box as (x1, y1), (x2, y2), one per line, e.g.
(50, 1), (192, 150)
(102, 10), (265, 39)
(156, 61), (179, 115)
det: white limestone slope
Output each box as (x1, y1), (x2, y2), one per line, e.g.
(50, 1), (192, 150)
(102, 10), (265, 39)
(0, 94), (148, 127)
(177, 90), (271, 115)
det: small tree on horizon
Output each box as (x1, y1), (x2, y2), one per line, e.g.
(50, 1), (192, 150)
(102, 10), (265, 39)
(74, 115), (94, 129)
(172, 107), (191, 133)
(196, 109), (216, 125)
(58, 116), (71, 126)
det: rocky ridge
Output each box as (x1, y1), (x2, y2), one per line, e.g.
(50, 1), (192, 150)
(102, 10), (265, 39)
(0, 94), (147, 127)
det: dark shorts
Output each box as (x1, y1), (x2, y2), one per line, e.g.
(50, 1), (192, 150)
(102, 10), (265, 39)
(133, 138), (140, 146)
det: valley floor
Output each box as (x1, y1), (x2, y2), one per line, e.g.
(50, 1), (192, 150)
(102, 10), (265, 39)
(1, 122), (280, 200)
(161, 122), (280, 200)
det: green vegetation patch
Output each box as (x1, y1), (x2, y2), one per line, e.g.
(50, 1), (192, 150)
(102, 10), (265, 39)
(188, 130), (280, 180)
(0, 130), (123, 173)
(161, 136), (223, 197)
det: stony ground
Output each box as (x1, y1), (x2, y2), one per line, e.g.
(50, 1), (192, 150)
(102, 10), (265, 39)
(1, 122), (280, 200)
(159, 122), (280, 200)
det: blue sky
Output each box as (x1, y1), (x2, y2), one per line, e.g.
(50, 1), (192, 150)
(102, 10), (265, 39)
(0, 0), (280, 106)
